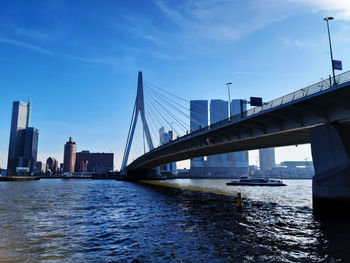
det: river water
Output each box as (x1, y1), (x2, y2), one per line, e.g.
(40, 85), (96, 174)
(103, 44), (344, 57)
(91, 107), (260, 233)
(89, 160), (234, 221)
(0, 179), (349, 262)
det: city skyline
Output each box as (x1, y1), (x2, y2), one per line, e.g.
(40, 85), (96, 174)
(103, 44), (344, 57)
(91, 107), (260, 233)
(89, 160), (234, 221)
(1, 1), (350, 169)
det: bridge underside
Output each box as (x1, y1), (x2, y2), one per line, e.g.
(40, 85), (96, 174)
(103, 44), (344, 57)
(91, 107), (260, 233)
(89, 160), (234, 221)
(128, 127), (312, 171)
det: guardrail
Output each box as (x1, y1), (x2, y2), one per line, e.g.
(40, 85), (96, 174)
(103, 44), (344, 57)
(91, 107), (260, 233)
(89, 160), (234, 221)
(245, 70), (350, 117)
(145, 70), (350, 155)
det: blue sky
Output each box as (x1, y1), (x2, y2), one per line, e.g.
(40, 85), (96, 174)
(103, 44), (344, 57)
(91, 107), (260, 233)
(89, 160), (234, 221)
(1, 0), (350, 169)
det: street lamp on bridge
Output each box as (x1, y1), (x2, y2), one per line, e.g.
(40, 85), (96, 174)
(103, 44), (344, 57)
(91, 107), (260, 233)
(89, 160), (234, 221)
(324, 16), (341, 86)
(226, 82), (232, 117)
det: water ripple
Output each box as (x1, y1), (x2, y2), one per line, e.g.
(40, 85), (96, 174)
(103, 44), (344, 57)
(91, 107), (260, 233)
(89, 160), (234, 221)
(0, 179), (349, 262)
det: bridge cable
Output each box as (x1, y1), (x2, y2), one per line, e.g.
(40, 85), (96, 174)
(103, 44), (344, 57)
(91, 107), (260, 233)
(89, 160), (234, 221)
(145, 81), (225, 121)
(145, 85), (210, 130)
(145, 87), (191, 130)
(144, 89), (188, 133)
(144, 92), (183, 136)
(144, 103), (162, 147)
(144, 91), (184, 136)
(144, 83), (189, 111)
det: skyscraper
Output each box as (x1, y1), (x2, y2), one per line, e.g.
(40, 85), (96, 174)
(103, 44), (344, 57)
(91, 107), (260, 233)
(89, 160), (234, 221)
(23, 127), (39, 173)
(190, 100), (208, 168)
(207, 100), (230, 167)
(259, 148), (275, 171)
(7, 101), (39, 175)
(190, 100), (208, 132)
(63, 137), (76, 173)
(230, 100), (249, 168)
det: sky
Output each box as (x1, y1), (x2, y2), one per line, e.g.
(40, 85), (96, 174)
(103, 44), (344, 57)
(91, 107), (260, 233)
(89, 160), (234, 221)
(1, 0), (350, 170)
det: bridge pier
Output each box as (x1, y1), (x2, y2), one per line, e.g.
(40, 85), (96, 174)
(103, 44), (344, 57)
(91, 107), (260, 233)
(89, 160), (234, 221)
(311, 123), (350, 217)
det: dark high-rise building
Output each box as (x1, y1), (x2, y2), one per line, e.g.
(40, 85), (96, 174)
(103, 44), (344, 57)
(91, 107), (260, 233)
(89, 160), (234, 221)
(7, 101), (39, 175)
(53, 160), (59, 173)
(7, 101), (31, 174)
(35, 161), (46, 174)
(46, 157), (58, 174)
(63, 137), (76, 172)
(23, 127), (39, 173)
(75, 151), (113, 173)
(190, 100), (208, 168)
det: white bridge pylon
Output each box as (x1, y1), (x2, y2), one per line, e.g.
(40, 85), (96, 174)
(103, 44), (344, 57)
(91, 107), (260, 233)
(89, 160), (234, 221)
(121, 71), (154, 174)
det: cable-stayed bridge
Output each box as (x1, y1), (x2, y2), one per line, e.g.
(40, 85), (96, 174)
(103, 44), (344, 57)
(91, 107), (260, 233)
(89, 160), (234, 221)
(121, 70), (350, 215)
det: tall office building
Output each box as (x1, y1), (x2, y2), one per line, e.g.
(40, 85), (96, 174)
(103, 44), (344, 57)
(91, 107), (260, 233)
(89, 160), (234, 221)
(190, 100), (208, 168)
(159, 127), (176, 172)
(230, 100), (249, 168)
(190, 100), (208, 131)
(207, 100), (230, 167)
(63, 137), (76, 172)
(259, 148), (275, 171)
(7, 101), (39, 175)
(23, 127), (39, 173)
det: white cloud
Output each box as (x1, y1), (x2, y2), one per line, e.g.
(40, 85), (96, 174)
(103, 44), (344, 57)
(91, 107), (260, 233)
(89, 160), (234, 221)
(290, 0), (350, 20)
(0, 37), (54, 56)
(155, 0), (302, 41)
(155, 0), (350, 43)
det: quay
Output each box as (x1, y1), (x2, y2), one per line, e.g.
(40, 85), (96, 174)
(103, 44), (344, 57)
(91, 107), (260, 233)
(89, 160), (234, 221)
(0, 176), (40, 181)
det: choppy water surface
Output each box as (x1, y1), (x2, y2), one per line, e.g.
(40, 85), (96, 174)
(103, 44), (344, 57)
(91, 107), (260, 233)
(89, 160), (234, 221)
(0, 179), (349, 262)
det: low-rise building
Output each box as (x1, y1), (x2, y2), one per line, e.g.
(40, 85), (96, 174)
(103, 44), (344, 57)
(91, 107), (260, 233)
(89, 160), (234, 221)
(75, 151), (113, 173)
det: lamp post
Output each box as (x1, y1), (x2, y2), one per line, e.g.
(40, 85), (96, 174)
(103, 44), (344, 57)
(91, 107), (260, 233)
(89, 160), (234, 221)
(324, 16), (336, 86)
(226, 82), (232, 117)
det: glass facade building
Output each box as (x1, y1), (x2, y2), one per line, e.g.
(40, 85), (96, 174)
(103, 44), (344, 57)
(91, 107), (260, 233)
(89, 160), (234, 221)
(207, 100), (230, 167)
(190, 100), (208, 167)
(23, 127), (39, 173)
(7, 101), (37, 175)
(230, 100), (249, 168)
(190, 100), (208, 132)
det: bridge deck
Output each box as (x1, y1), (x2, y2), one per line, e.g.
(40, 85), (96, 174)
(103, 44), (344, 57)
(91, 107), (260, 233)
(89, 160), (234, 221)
(128, 71), (350, 170)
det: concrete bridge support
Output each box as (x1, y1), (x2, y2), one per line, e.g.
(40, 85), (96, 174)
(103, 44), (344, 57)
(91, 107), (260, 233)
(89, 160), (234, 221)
(311, 122), (350, 216)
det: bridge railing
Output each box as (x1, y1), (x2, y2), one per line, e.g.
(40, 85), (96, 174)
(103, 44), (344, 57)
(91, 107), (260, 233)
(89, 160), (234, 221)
(148, 70), (350, 153)
(244, 70), (350, 118)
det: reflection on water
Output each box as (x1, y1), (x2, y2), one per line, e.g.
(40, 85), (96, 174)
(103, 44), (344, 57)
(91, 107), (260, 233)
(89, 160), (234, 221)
(0, 179), (349, 262)
(146, 179), (313, 207)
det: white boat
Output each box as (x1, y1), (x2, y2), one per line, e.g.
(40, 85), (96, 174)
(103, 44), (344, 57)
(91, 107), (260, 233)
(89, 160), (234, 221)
(226, 176), (286, 186)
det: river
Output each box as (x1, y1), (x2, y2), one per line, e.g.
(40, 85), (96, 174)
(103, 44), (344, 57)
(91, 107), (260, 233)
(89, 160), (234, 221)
(0, 179), (349, 262)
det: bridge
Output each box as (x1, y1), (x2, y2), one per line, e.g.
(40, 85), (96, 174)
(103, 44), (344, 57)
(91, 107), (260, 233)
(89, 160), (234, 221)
(121, 70), (350, 216)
